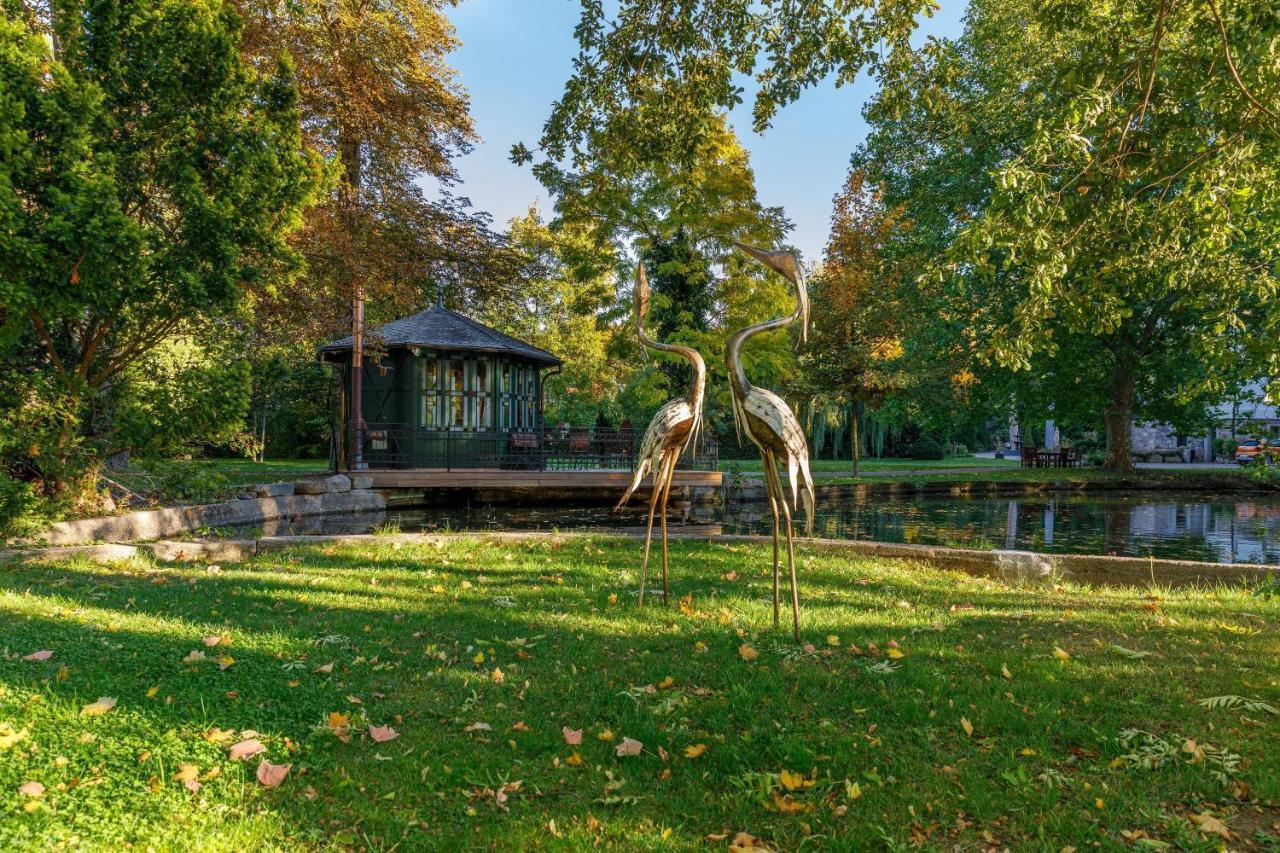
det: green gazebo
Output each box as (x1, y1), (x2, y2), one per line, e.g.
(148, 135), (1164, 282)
(321, 303), (561, 470)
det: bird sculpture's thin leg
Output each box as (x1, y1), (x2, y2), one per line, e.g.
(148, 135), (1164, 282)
(638, 458), (665, 607)
(778, 490), (801, 642)
(657, 450), (678, 605)
(762, 450), (782, 628)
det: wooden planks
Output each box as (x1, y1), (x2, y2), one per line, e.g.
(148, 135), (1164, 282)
(347, 468), (723, 490)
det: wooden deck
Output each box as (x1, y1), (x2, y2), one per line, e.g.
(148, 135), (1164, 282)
(346, 468), (722, 490)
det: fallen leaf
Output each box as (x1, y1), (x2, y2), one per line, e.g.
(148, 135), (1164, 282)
(562, 727), (583, 745)
(1053, 646), (1071, 661)
(1109, 644), (1152, 660)
(23, 650), (53, 662)
(315, 662), (334, 673)
(215, 653), (235, 670)
(886, 647), (905, 659)
(772, 790), (808, 813)
(183, 779), (201, 794)
(729, 831), (762, 851)
(202, 636), (222, 647)
(491, 667), (505, 684)
(1000, 663), (1012, 680)
(658, 676), (674, 689)
(0, 724), (29, 750)
(684, 743), (707, 758)
(146, 686), (160, 698)
(229, 739), (266, 761)
(845, 779), (862, 800)
(327, 711), (351, 729)
(1189, 812), (1230, 839)
(464, 721), (492, 733)
(779, 769), (813, 791)
(255, 760), (290, 788)
(18, 781), (44, 797)
(182, 650), (206, 663)
(510, 721), (531, 732)
(174, 763), (200, 783)
(80, 696), (116, 716)
(368, 725), (398, 743)
(565, 751), (583, 766)
(615, 737), (643, 757)
(738, 643), (759, 662)
(597, 730), (615, 741)
(960, 716), (974, 737)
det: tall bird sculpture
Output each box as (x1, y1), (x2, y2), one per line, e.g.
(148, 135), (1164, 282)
(614, 265), (707, 605)
(728, 242), (815, 641)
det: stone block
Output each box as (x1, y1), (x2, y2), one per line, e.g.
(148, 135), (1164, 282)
(325, 474), (352, 493)
(350, 475), (373, 490)
(294, 480), (327, 495)
(253, 482), (296, 498)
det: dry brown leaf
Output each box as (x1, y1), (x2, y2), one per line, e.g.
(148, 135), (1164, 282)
(255, 760), (290, 788)
(368, 725), (399, 743)
(18, 781), (44, 797)
(615, 737), (643, 757)
(562, 726), (583, 745)
(738, 644), (759, 662)
(80, 697), (116, 716)
(228, 739), (265, 761)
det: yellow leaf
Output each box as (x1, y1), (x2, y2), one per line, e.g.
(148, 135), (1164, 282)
(738, 643), (759, 662)
(597, 730), (614, 741)
(327, 711), (350, 729)
(1053, 646), (1071, 661)
(81, 696), (117, 716)
(1189, 812), (1231, 839)
(658, 676), (673, 689)
(565, 751), (583, 766)
(491, 667), (505, 684)
(56, 665), (69, 682)
(607, 594), (618, 604)
(146, 686), (160, 698)
(779, 769), (813, 790)
(886, 648), (905, 659)
(960, 716), (974, 737)
(771, 791), (809, 813)
(1019, 747), (1037, 756)
(472, 651), (486, 664)
(0, 724), (29, 750)
(826, 635), (840, 647)
(215, 654), (235, 670)
(1094, 798), (1105, 809)
(1001, 663), (1012, 680)
(844, 779), (862, 800)
(174, 763), (200, 783)
(679, 594), (695, 616)
(684, 743), (707, 758)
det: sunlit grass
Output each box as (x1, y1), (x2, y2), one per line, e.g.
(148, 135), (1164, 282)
(1, 537), (1276, 849)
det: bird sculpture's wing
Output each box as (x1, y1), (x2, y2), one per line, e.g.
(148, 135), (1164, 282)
(614, 400), (694, 510)
(743, 388), (814, 526)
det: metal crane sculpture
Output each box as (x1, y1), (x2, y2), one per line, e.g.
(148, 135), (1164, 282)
(728, 242), (815, 641)
(614, 264), (707, 605)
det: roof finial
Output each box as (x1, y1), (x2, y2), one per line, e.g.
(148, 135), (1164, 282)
(436, 282), (444, 309)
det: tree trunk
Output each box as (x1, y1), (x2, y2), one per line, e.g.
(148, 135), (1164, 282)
(1102, 358), (1137, 471)
(850, 401), (861, 479)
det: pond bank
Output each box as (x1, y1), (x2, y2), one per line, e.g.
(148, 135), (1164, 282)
(7, 529), (1273, 590)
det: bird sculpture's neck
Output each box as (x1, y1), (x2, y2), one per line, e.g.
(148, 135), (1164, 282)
(725, 291), (804, 402)
(635, 268), (706, 413)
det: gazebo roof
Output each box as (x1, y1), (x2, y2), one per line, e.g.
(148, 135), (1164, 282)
(321, 304), (561, 366)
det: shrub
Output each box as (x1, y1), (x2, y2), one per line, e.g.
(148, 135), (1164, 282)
(908, 436), (946, 460)
(141, 461), (232, 505)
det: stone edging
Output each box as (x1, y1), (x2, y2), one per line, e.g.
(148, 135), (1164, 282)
(20, 474), (384, 547)
(5, 529), (1273, 590)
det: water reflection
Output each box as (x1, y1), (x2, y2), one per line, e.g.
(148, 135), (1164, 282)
(258, 491), (1280, 566)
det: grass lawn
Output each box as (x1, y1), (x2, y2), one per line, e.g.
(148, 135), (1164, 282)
(1, 537), (1277, 849)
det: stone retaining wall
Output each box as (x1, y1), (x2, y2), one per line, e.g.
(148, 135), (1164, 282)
(24, 475), (385, 547)
(7, 529), (1271, 590)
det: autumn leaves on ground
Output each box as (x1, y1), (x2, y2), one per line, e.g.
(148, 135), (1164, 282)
(1, 538), (1277, 850)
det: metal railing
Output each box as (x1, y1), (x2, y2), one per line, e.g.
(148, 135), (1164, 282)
(357, 424), (718, 472)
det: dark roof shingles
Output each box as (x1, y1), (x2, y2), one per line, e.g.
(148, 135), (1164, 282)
(322, 305), (560, 365)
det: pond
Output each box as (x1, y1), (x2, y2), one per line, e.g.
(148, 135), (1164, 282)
(256, 490), (1280, 566)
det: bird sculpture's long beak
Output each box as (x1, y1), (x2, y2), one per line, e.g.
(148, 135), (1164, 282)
(735, 241), (809, 343)
(733, 241), (790, 280)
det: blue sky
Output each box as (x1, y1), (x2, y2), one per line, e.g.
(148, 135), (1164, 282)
(443, 1), (968, 262)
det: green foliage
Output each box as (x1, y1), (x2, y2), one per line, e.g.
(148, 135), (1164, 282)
(0, 1), (320, 493)
(113, 335), (253, 458)
(138, 460), (232, 506)
(903, 435), (945, 460)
